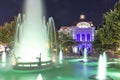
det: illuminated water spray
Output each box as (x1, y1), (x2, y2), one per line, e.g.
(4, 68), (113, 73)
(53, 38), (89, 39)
(89, 52), (112, 80)
(103, 52), (107, 67)
(97, 52), (107, 79)
(0, 45), (6, 63)
(83, 48), (88, 62)
(14, 0), (50, 62)
(1, 51), (6, 63)
(36, 74), (43, 80)
(59, 49), (63, 64)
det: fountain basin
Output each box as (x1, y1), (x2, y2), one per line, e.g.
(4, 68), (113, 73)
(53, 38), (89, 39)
(13, 60), (53, 71)
(79, 60), (95, 63)
(89, 74), (113, 80)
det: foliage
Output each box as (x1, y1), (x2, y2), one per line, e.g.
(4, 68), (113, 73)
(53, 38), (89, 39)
(58, 31), (76, 46)
(115, 0), (120, 11)
(0, 17), (16, 45)
(93, 28), (104, 52)
(93, 4), (120, 52)
(60, 39), (76, 48)
(114, 50), (120, 55)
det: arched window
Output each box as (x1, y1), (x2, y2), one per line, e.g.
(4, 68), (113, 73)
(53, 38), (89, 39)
(77, 34), (80, 41)
(87, 34), (90, 41)
(82, 34), (85, 41)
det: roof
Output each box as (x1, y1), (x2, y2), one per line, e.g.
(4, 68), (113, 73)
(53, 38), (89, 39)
(76, 21), (91, 28)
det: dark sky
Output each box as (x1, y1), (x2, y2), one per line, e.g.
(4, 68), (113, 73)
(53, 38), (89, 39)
(0, 0), (118, 29)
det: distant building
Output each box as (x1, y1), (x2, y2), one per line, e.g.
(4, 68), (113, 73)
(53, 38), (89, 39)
(58, 26), (72, 38)
(59, 14), (95, 54)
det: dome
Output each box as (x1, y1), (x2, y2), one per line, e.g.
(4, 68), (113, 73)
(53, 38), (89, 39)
(76, 22), (91, 28)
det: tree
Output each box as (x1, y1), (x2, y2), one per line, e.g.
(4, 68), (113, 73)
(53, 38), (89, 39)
(115, 0), (120, 11)
(93, 28), (104, 52)
(0, 17), (16, 45)
(93, 0), (120, 52)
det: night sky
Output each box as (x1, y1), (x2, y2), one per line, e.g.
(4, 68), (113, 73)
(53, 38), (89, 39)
(0, 0), (118, 29)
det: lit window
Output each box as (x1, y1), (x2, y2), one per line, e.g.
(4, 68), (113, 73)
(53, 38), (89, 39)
(77, 34), (80, 41)
(82, 34), (85, 41)
(87, 34), (90, 41)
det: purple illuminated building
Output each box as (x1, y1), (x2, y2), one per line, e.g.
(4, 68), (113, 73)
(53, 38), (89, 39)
(58, 14), (95, 55)
(72, 15), (95, 54)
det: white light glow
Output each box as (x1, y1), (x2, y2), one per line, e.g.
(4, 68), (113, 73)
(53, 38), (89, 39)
(36, 74), (43, 80)
(73, 46), (78, 53)
(59, 49), (63, 64)
(1, 51), (6, 63)
(83, 48), (88, 62)
(97, 52), (107, 79)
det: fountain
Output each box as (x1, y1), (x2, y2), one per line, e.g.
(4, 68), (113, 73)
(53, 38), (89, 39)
(0, 44), (6, 63)
(0, 45), (13, 70)
(79, 48), (88, 63)
(0, 45), (7, 67)
(83, 48), (87, 62)
(89, 52), (113, 80)
(97, 54), (106, 79)
(36, 74), (43, 80)
(103, 52), (107, 67)
(1, 51), (6, 63)
(59, 49), (63, 64)
(12, 0), (56, 70)
(14, 0), (50, 63)
(47, 17), (57, 63)
(0, 51), (7, 68)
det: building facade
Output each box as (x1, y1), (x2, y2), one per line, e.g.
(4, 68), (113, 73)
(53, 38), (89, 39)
(59, 15), (95, 54)
(72, 22), (95, 54)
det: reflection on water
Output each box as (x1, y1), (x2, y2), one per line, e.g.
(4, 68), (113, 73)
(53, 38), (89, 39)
(83, 63), (87, 77)
(0, 71), (38, 80)
(0, 60), (120, 80)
